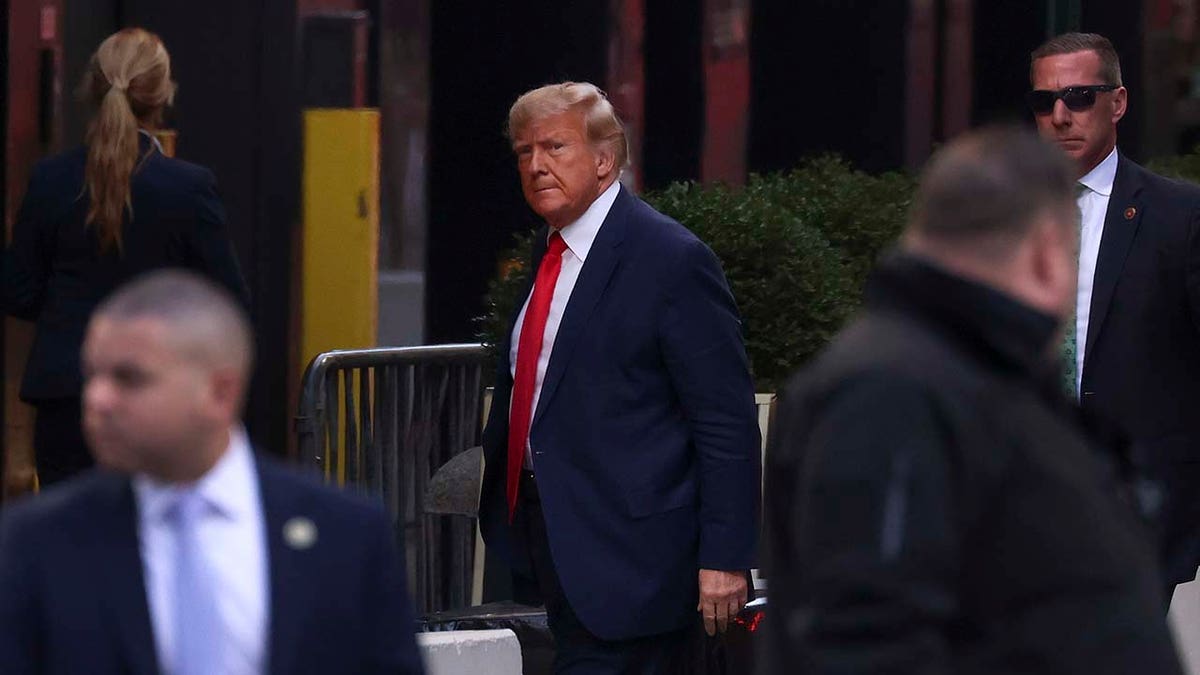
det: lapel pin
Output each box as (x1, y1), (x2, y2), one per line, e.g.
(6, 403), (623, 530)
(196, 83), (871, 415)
(1124, 207), (1137, 220)
(283, 517), (318, 550)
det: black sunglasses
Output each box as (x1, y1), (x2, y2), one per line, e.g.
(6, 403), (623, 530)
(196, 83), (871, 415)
(1026, 85), (1119, 114)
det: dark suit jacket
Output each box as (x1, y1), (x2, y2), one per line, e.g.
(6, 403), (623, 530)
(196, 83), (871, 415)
(763, 254), (1181, 674)
(1080, 154), (1200, 586)
(0, 457), (424, 675)
(3, 139), (249, 402)
(478, 185), (762, 641)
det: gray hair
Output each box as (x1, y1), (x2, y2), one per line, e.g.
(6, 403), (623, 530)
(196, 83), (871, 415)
(507, 81), (630, 171)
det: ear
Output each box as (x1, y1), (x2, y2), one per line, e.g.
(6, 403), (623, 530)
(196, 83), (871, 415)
(595, 145), (616, 181)
(1111, 86), (1128, 124)
(208, 367), (245, 421)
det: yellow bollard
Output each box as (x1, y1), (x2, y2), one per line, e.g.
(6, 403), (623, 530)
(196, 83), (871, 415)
(300, 109), (380, 482)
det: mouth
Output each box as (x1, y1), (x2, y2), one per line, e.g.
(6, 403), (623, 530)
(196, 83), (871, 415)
(84, 422), (117, 443)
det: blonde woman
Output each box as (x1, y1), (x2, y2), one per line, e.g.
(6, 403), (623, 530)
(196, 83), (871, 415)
(3, 28), (248, 488)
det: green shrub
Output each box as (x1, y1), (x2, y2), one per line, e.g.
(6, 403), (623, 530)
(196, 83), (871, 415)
(1147, 147), (1200, 185)
(751, 158), (915, 280)
(479, 229), (536, 366)
(644, 180), (857, 390)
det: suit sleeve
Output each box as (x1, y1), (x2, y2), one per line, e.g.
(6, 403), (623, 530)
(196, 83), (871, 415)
(768, 377), (957, 674)
(659, 237), (761, 571)
(185, 169), (251, 311)
(0, 507), (42, 675)
(1186, 197), (1200, 335)
(361, 507), (425, 675)
(3, 166), (54, 321)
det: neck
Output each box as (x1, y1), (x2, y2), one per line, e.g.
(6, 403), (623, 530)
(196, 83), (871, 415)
(1076, 141), (1116, 181)
(902, 238), (1056, 316)
(598, 174), (618, 200)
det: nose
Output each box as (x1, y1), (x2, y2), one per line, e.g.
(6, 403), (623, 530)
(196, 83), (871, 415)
(1051, 98), (1071, 127)
(527, 147), (548, 175)
(83, 376), (114, 416)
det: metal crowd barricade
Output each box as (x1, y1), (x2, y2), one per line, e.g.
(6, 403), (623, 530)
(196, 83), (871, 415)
(295, 343), (489, 614)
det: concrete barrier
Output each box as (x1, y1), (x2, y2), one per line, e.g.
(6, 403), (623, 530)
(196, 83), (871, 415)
(417, 629), (522, 675)
(1170, 573), (1200, 674)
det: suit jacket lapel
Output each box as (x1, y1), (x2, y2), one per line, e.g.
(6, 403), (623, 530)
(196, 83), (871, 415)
(91, 474), (161, 675)
(531, 187), (632, 427)
(258, 459), (310, 675)
(1084, 155), (1145, 370)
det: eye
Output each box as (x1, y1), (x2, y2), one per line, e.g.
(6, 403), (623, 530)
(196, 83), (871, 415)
(112, 365), (150, 389)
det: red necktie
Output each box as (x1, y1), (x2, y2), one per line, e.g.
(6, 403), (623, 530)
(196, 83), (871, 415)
(507, 232), (568, 522)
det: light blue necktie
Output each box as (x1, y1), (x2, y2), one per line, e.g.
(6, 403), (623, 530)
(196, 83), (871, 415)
(168, 491), (223, 675)
(1062, 182), (1088, 398)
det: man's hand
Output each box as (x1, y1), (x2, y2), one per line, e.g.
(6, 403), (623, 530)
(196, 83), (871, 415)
(697, 569), (748, 636)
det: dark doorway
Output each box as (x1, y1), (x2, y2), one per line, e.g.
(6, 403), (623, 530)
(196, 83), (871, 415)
(116, 0), (302, 456)
(425, 2), (608, 343)
(971, 3), (1045, 128)
(749, 0), (909, 175)
(642, 0), (703, 190)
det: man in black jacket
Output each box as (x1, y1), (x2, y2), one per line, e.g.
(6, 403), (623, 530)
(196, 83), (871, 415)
(763, 127), (1182, 674)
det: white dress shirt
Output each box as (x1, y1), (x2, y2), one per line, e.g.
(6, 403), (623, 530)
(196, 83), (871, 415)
(1074, 146), (1119, 393)
(134, 428), (268, 675)
(510, 179), (622, 467)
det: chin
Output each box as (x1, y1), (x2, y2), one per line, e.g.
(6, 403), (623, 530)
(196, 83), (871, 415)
(92, 455), (125, 473)
(532, 198), (566, 216)
(89, 443), (130, 473)
(533, 210), (570, 227)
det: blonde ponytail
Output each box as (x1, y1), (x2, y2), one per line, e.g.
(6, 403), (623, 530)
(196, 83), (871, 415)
(79, 28), (175, 253)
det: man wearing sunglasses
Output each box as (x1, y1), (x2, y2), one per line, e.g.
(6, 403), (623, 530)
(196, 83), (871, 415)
(1030, 32), (1200, 597)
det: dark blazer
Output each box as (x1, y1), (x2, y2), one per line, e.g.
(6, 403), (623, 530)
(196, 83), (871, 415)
(0, 456), (424, 675)
(3, 139), (249, 402)
(1080, 155), (1200, 587)
(763, 254), (1182, 674)
(478, 185), (762, 641)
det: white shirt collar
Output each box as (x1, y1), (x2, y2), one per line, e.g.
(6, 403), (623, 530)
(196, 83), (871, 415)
(133, 427), (257, 523)
(1078, 146), (1118, 197)
(552, 180), (621, 263)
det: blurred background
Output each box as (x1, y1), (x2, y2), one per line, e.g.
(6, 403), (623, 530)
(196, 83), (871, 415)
(5, 0), (1200, 490)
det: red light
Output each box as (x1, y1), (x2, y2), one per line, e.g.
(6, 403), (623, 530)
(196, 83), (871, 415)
(733, 610), (765, 633)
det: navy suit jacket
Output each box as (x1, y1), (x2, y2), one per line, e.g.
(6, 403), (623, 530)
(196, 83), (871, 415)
(1080, 155), (1200, 587)
(3, 140), (249, 402)
(478, 185), (761, 641)
(0, 457), (424, 675)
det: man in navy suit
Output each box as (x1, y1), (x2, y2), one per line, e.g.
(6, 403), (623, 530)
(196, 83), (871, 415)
(1030, 33), (1200, 591)
(478, 82), (761, 673)
(0, 270), (424, 675)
